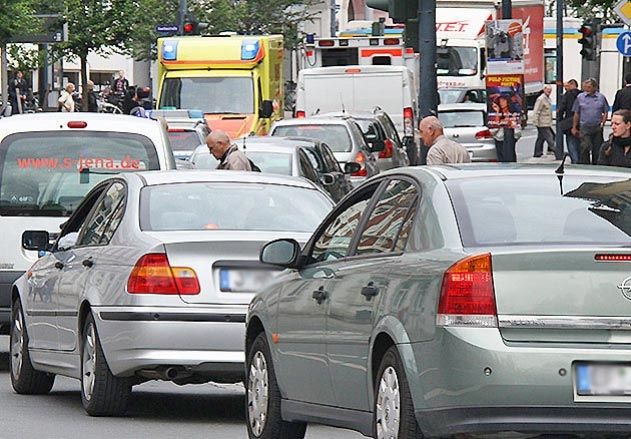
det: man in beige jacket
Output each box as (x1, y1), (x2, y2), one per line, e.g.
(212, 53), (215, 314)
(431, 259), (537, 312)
(420, 116), (471, 165)
(532, 85), (555, 157)
(206, 131), (253, 171)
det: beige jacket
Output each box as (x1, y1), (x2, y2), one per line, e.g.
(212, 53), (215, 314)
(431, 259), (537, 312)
(532, 93), (552, 127)
(426, 135), (471, 165)
(216, 144), (252, 171)
(58, 91), (75, 112)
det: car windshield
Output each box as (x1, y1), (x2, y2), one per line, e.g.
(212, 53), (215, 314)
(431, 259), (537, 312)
(439, 110), (484, 128)
(272, 124), (352, 152)
(436, 47), (478, 76)
(140, 182), (332, 232)
(167, 130), (201, 151)
(438, 89), (464, 104)
(447, 175), (631, 247)
(0, 131), (159, 217)
(159, 77), (254, 114)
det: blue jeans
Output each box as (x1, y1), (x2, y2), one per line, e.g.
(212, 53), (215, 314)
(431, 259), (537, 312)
(565, 133), (580, 164)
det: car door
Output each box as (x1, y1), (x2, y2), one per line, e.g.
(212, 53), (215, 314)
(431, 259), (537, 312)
(380, 114), (408, 167)
(56, 181), (126, 351)
(275, 182), (381, 406)
(326, 178), (420, 411)
(319, 143), (352, 201)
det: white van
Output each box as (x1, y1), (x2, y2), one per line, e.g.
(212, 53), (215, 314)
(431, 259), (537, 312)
(294, 65), (418, 147)
(0, 113), (176, 333)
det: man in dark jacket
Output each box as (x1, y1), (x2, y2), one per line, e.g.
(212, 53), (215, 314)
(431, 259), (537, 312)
(207, 131), (253, 171)
(613, 73), (631, 113)
(9, 71), (27, 115)
(558, 79), (580, 163)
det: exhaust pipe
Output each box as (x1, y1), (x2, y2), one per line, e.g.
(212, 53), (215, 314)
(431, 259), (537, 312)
(137, 366), (183, 381)
(164, 367), (178, 380)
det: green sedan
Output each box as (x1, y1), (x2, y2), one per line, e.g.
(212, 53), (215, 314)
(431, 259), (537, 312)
(245, 163), (631, 439)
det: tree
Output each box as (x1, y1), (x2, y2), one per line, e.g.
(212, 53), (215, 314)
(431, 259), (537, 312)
(124, 0), (179, 61)
(0, 0), (36, 43)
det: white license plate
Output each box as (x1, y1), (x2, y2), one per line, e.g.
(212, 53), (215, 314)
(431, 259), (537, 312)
(576, 363), (631, 396)
(219, 269), (278, 293)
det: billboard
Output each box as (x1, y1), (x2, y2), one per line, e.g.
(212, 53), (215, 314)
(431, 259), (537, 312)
(511, 4), (545, 87)
(486, 74), (523, 129)
(485, 19), (524, 74)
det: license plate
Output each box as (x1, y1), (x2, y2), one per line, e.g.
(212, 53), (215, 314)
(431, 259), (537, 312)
(219, 269), (278, 293)
(576, 363), (631, 396)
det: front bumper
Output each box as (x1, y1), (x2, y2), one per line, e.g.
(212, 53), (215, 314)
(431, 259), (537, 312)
(94, 306), (247, 379)
(411, 327), (631, 437)
(0, 271), (24, 326)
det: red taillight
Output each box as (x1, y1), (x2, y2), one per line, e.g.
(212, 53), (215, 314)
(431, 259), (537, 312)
(436, 253), (497, 327)
(318, 39), (335, 47)
(475, 129), (493, 140)
(295, 110), (306, 118)
(67, 121), (87, 129)
(384, 38), (400, 45)
(127, 253), (200, 295)
(403, 107), (414, 120)
(595, 254), (631, 262)
(345, 68), (362, 74)
(403, 107), (414, 137)
(379, 138), (394, 159)
(352, 151), (368, 177)
(168, 128), (186, 132)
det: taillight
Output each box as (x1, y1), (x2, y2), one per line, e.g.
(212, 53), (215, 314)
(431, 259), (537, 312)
(475, 129), (493, 140)
(403, 107), (414, 137)
(352, 151), (368, 177)
(67, 121), (87, 129)
(295, 110), (306, 118)
(436, 253), (497, 327)
(379, 138), (394, 159)
(318, 39), (335, 47)
(127, 253), (200, 295)
(384, 38), (400, 45)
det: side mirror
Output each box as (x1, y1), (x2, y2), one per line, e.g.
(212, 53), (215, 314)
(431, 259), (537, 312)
(344, 162), (361, 174)
(369, 139), (385, 152)
(260, 100), (274, 119)
(57, 232), (79, 251)
(260, 238), (301, 268)
(319, 173), (335, 186)
(22, 230), (50, 252)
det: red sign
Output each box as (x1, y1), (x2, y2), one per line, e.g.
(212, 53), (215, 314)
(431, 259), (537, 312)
(510, 5), (544, 86)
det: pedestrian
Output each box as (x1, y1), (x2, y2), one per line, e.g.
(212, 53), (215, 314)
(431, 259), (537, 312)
(9, 71), (27, 115)
(58, 83), (76, 112)
(612, 73), (631, 113)
(557, 79), (581, 163)
(420, 116), (471, 165)
(492, 124), (521, 161)
(207, 130), (253, 171)
(112, 70), (129, 96)
(86, 80), (99, 113)
(532, 85), (555, 157)
(597, 109), (631, 168)
(571, 78), (609, 164)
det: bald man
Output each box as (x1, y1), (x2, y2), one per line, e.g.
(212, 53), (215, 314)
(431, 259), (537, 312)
(206, 130), (252, 171)
(419, 116), (471, 165)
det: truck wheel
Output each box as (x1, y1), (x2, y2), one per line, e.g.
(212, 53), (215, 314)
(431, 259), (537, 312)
(10, 298), (55, 394)
(81, 313), (131, 416)
(374, 346), (423, 439)
(246, 333), (306, 439)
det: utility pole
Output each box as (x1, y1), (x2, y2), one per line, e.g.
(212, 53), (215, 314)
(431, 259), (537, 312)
(178, 0), (187, 36)
(501, 0), (517, 162)
(555, 0), (564, 159)
(417, 0), (438, 164)
(1, 44), (7, 114)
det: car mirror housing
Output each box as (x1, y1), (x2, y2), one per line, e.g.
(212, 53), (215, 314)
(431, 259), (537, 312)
(344, 162), (361, 174)
(22, 230), (50, 252)
(320, 173), (335, 186)
(260, 100), (274, 119)
(57, 232), (79, 251)
(260, 238), (301, 268)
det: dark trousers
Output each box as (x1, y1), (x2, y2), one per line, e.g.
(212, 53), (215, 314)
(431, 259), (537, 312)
(494, 128), (517, 162)
(565, 133), (580, 164)
(534, 127), (555, 157)
(579, 125), (603, 164)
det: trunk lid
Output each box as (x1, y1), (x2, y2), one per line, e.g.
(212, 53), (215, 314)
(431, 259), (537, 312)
(493, 247), (631, 343)
(145, 230), (311, 305)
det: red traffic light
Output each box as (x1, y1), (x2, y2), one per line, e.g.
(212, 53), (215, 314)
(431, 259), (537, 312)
(579, 25), (593, 36)
(183, 22), (194, 34)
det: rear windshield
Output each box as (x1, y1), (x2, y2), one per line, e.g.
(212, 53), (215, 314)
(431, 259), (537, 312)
(167, 130), (201, 151)
(0, 132), (159, 216)
(438, 89), (463, 104)
(272, 124), (352, 152)
(447, 175), (631, 247)
(439, 110), (485, 128)
(140, 182), (332, 232)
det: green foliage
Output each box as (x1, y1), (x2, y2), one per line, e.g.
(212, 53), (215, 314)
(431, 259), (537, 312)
(0, 0), (36, 42)
(7, 45), (44, 78)
(565, 0), (616, 22)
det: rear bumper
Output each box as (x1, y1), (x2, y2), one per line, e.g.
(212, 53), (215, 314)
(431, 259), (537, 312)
(0, 271), (23, 325)
(94, 306), (246, 379)
(464, 141), (497, 162)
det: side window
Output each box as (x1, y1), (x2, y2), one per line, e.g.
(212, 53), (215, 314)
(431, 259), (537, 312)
(381, 114), (403, 145)
(78, 182), (126, 247)
(298, 151), (319, 183)
(355, 179), (418, 255)
(303, 149), (322, 172)
(55, 185), (109, 245)
(321, 144), (341, 172)
(309, 186), (377, 263)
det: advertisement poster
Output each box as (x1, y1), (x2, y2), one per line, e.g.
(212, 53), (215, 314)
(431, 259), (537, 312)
(486, 74), (523, 129)
(512, 5), (544, 86)
(485, 19), (524, 74)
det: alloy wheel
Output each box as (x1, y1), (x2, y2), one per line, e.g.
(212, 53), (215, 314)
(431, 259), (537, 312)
(376, 366), (401, 439)
(10, 308), (24, 379)
(82, 323), (97, 401)
(248, 351), (269, 437)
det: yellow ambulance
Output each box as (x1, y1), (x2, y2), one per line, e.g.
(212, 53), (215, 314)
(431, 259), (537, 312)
(157, 35), (284, 138)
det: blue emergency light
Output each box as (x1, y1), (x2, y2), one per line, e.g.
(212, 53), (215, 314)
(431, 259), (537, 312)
(162, 40), (178, 61)
(241, 39), (260, 60)
(188, 109), (204, 119)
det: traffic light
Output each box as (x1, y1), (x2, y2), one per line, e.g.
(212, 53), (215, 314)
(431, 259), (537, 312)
(578, 21), (596, 61)
(366, 0), (418, 51)
(181, 14), (208, 36)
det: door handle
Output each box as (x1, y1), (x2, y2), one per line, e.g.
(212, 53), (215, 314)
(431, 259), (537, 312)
(361, 282), (380, 300)
(54, 261), (64, 270)
(312, 286), (328, 305)
(82, 258), (94, 268)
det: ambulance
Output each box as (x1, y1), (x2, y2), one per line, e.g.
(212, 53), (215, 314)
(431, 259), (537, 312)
(157, 35), (284, 138)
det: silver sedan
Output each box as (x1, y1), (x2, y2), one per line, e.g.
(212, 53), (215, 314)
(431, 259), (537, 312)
(10, 171), (333, 416)
(438, 103), (498, 162)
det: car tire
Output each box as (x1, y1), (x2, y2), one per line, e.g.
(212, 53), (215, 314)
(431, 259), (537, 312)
(80, 313), (131, 416)
(246, 333), (306, 439)
(10, 298), (55, 394)
(374, 346), (423, 439)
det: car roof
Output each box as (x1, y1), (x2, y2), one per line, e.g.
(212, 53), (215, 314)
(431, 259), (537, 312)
(300, 65), (410, 75)
(273, 117), (355, 126)
(130, 170), (319, 188)
(438, 103), (487, 112)
(320, 111), (382, 120)
(234, 136), (316, 148)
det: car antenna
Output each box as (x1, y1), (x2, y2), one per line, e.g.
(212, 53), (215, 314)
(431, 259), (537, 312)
(341, 94), (346, 114)
(555, 153), (568, 195)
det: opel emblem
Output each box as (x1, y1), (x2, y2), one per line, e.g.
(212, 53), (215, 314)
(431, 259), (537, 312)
(618, 276), (631, 301)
